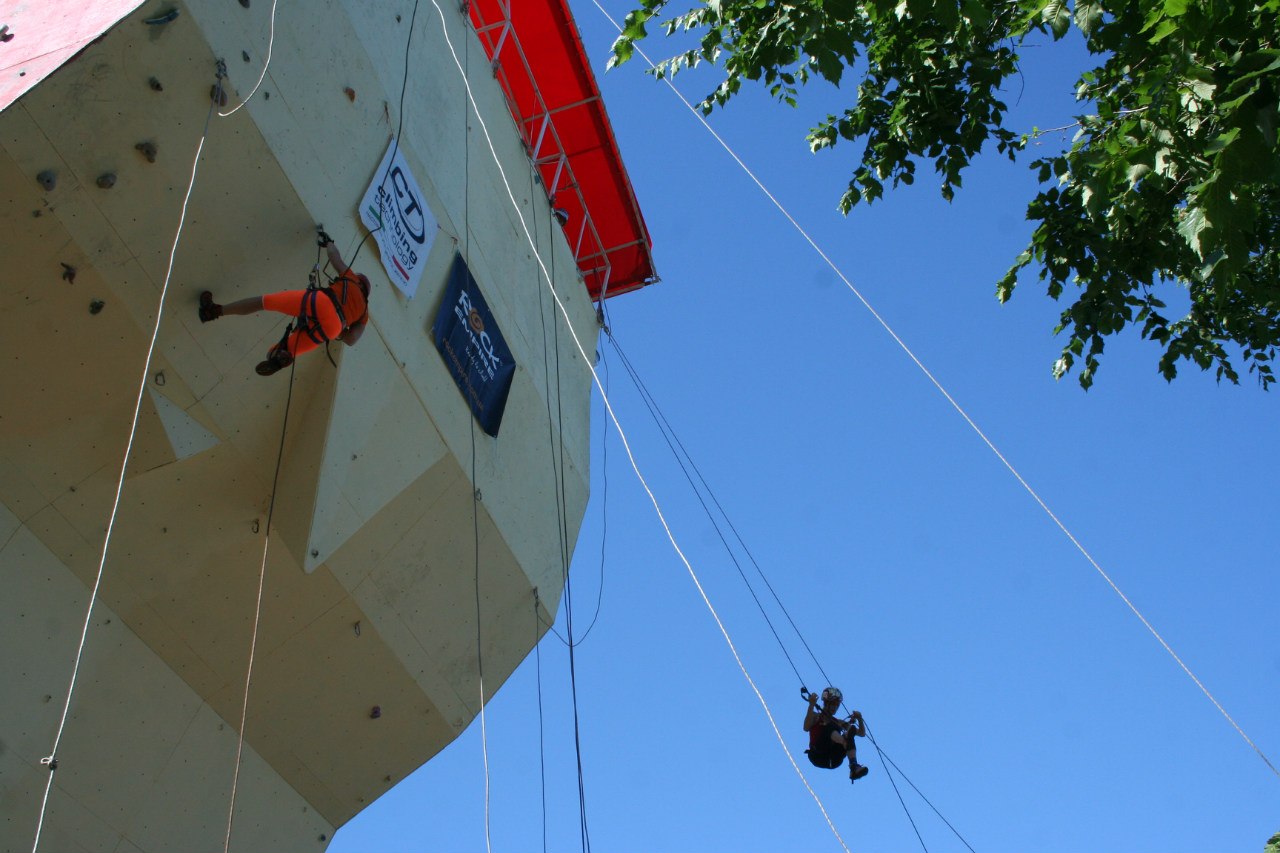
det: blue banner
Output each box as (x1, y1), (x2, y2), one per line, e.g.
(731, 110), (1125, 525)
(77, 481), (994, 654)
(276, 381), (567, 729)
(432, 254), (517, 436)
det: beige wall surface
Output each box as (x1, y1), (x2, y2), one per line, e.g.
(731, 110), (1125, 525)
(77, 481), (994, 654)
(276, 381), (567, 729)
(0, 1), (599, 850)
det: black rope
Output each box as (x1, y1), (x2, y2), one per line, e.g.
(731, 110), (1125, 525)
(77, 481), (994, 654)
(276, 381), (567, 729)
(345, 0), (421, 273)
(574, 347), (609, 642)
(865, 726), (930, 853)
(604, 330), (807, 685)
(869, 731), (979, 853)
(534, 597), (549, 853)
(606, 328), (978, 853)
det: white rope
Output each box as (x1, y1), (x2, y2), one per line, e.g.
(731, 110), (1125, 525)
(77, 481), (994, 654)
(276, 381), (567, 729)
(479, 674), (493, 853)
(31, 80), (222, 852)
(218, 0), (280, 117)
(427, 3), (853, 848)
(588, 0), (1279, 781)
(222, 528), (274, 852)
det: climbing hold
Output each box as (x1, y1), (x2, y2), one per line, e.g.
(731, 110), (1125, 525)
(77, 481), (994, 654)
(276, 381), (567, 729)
(369, 706), (382, 719)
(96, 173), (116, 189)
(135, 141), (157, 163)
(0, 25), (14, 43)
(148, 76), (164, 92)
(239, 0), (251, 7)
(344, 87), (356, 102)
(89, 299), (105, 315)
(353, 621), (362, 637)
(36, 170), (55, 191)
(154, 370), (166, 386)
(263, 91), (270, 100)
(242, 50), (250, 62)
(60, 263), (76, 283)
(553, 208), (570, 225)
(142, 9), (179, 25)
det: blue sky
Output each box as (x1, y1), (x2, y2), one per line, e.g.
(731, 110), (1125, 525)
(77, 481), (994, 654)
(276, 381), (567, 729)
(331, 3), (1279, 851)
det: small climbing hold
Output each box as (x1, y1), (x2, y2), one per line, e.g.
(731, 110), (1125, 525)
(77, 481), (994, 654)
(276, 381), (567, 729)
(239, 0), (251, 7)
(36, 170), (55, 191)
(0, 25), (14, 43)
(154, 370), (166, 386)
(143, 9), (179, 25)
(369, 706), (382, 719)
(88, 299), (105, 315)
(263, 91), (270, 100)
(242, 50), (250, 62)
(553, 208), (570, 225)
(148, 76), (164, 92)
(135, 141), (157, 163)
(353, 621), (362, 637)
(60, 263), (76, 283)
(96, 173), (116, 189)
(344, 87), (356, 102)
(311, 549), (319, 558)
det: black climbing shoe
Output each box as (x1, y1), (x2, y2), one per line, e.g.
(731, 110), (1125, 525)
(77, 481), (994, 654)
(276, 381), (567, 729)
(849, 764), (869, 782)
(255, 348), (294, 376)
(198, 291), (222, 323)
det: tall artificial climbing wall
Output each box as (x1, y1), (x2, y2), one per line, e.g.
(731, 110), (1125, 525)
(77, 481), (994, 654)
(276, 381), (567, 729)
(0, 0), (599, 850)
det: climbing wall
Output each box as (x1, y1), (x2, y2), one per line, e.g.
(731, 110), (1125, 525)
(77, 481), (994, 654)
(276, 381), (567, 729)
(0, 0), (600, 850)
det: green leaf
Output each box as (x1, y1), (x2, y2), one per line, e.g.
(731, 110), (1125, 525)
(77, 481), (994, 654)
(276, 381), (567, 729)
(1042, 0), (1070, 38)
(1148, 18), (1179, 43)
(1205, 127), (1240, 155)
(1074, 2), (1103, 35)
(1178, 206), (1208, 255)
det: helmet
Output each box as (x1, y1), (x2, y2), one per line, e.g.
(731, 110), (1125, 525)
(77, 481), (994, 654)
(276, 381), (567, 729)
(820, 687), (843, 705)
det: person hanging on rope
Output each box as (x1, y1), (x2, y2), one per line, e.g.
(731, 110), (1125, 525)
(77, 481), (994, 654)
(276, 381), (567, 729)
(197, 228), (370, 376)
(803, 687), (869, 782)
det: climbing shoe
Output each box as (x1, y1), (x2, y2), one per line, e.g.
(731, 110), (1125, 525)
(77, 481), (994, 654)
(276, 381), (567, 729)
(255, 347), (294, 376)
(849, 764), (869, 782)
(198, 291), (222, 322)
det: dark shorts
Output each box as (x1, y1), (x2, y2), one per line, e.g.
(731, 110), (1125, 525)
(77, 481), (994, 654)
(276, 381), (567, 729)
(805, 746), (846, 770)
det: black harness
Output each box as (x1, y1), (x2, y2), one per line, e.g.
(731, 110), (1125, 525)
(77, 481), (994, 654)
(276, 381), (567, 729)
(275, 269), (363, 367)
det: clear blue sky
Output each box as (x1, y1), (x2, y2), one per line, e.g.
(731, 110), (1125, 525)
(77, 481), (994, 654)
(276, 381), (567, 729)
(331, 3), (1279, 851)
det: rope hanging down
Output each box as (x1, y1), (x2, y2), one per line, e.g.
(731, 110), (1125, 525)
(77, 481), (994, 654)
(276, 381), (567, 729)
(224, 1), (427, 843)
(222, 343), (301, 853)
(30, 60), (228, 853)
(426, 4), (851, 850)
(587, 0), (1277, 782)
(607, 328), (975, 853)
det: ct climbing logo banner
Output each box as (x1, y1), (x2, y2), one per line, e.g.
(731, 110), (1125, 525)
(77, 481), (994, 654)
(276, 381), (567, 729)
(432, 254), (517, 436)
(360, 138), (438, 299)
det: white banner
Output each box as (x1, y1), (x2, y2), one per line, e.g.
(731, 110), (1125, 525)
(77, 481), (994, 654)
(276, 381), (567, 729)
(359, 138), (438, 299)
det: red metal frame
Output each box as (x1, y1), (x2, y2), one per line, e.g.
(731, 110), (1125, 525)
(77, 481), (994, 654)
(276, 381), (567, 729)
(469, 0), (656, 300)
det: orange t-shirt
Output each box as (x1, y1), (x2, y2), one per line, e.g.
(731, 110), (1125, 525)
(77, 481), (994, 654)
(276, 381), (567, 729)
(331, 270), (369, 329)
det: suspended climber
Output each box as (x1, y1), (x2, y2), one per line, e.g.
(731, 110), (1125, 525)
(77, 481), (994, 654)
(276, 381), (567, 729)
(803, 687), (869, 783)
(197, 228), (371, 375)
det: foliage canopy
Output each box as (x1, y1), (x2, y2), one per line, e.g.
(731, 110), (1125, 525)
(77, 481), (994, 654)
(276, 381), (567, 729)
(611, 0), (1280, 388)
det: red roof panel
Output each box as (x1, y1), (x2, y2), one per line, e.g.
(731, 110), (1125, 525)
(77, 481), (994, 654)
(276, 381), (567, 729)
(470, 0), (656, 299)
